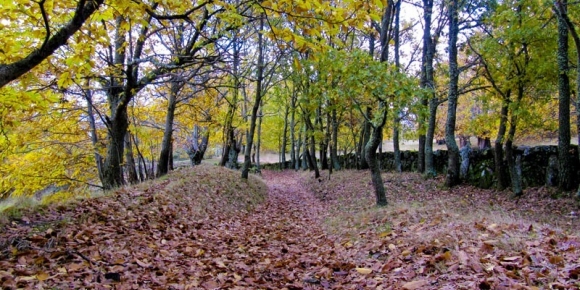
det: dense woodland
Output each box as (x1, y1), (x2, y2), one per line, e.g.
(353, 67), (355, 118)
(1, 0), (580, 204)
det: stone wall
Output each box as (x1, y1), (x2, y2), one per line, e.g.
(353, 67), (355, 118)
(263, 145), (580, 190)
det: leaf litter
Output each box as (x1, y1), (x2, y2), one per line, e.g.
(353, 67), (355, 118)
(0, 166), (578, 289)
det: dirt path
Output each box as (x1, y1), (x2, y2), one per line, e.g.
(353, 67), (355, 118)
(189, 170), (351, 289)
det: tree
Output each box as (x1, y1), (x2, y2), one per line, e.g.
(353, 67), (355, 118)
(420, 0), (446, 177)
(444, 0), (462, 187)
(553, 0), (575, 192)
(553, 0), (580, 196)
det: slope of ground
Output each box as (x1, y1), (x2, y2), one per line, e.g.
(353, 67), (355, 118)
(0, 166), (579, 289)
(0, 165), (267, 289)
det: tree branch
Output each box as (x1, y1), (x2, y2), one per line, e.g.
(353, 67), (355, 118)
(0, 0), (104, 88)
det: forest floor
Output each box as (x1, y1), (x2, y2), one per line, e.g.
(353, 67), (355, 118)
(1, 166), (579, 289)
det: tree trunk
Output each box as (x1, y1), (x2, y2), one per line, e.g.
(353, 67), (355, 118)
(494, 98), (509, 190)
(102, 105), (129, 189)
(290, 91), (297, 170)
(84, 86), (104, 183)
(393, 121), (402, 172)
(220, 31), (240, 167)
(307, 121), (320, 178)
(301, 125), (308, 170)
(133, 134), (147, 181)
(157, 82), (179, 177)
(186, 125), (209, 166)
(331, 108), (341, 170)
(256, 104), (263, 172)
(124, 132), (139, 184)
(281, 103), (289, 170)
(317, 106), (329, 170)
(556, 0), (574, 191)
(392, 1), (402, 173)
(359, 108), (371, 169)
(425, 97), (438, 177)
(444, 0), (461, 187)
(506, 140), (522, 197)
(225, 129), (241, 169)
(241, 15), (265, 179)
(421, 0), (437, 177)
(366, 105), (388, 206)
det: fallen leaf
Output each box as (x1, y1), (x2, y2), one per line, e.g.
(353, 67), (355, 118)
(135, 258), (151, 268)
(355, 267), (373, 274)
(502, 256), (520, 262)
(36, 272), (49, 281)
(402, 279), (428, 290)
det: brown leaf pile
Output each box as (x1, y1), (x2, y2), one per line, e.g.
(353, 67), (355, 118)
(1, 166), (579, 289)
(307, 170), (580, 289)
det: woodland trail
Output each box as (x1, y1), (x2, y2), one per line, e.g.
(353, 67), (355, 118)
(189, 170), (349, 289)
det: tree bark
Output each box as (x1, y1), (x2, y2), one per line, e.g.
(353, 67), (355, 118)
(301, 125), (308, 170)
(304, 116), (321, 178)
(421, 0), (438, 177)
(556, 0), (574, 191)
(366, 103), (389, 206)
(494, 98), (509, 190)
(317, 106), (329, 170)
(157, 81), (180, 177)
(290, 91), (297, 170)
(331, 108), (341, 170)
(186, 125), (209, 166)
(102, 103), (129, 189)
(553, 0), (580, 196)
(506, 102), (523, 197)
(392, 0), (402, 173)
(124, 132), (139, 184)
(359, 108), (372, 169)
(281, 102), (289, 170)
(444, 0), (461, 187)
(393, 121), (402, 172)
(425, 97), (438, 176)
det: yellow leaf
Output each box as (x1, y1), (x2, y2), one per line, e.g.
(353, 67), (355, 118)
(378, 231), (390, 238)
(195, 249), (205, 257)
(293, 58), (302, 70)
(36, 272), (49, 281)
(355, 267), (372, 274)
